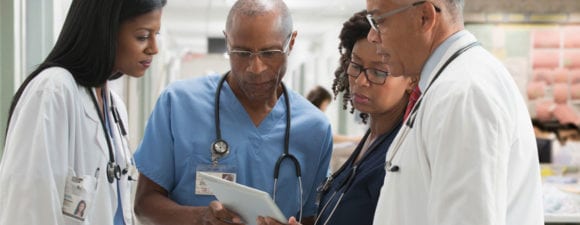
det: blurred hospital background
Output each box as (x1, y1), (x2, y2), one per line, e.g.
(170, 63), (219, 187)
(1, 0), (580, 223)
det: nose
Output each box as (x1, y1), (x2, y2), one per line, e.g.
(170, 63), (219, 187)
(247, 55), (268, 74)
(367, 28), (381, 45)
(146, 37), (159, 55)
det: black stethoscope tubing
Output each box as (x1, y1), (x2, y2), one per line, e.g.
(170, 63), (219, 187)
(406, 42), (480, 128)
(314, 119), (401, 225)
(386, 42), (480, 172)
(87, 87), (128, 184)
(213, 73), (303, 220)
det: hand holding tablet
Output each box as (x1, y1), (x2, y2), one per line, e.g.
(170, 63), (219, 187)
(198, 172), (288, 225)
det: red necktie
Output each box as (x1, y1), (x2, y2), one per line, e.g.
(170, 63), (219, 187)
(404, 86), (421, 120)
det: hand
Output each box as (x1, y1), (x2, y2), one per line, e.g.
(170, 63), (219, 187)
(256, 216), (301, 225)
(202, 201), (244, 225)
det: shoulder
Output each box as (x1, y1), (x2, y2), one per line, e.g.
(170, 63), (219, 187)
(30, 67), (79, 92)
(20, 67), (84, 104)
(160, 74), (221, 101)
(432, 48), (512, 100)
(287, 88), (330, 128)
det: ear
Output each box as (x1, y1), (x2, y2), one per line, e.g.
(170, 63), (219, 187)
(222, 30), (229, 47)
(406, 77), (419, 94)
(418, 2), (438, 32)
(288, 31), (298, 53)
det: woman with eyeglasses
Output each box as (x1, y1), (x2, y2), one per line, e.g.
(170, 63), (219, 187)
(257, 9), (416, 225)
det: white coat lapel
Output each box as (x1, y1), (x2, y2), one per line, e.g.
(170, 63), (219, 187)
(81, 87), (109, 158)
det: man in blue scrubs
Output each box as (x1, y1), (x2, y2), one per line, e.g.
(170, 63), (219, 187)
(132, 0), (333, 224)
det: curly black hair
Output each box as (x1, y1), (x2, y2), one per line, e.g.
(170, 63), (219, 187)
(331, 10), (371, 123)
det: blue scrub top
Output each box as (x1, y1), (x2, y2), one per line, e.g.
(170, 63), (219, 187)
(134, 74), (333, 219)
(316, 122), (401, 225)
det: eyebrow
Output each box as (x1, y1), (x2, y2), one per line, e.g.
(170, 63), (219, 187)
(351, 53), (387, 68)
(350, 53), (362, 61)
(133, 28), (156, 33)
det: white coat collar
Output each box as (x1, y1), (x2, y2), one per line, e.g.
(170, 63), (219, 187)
(418, 30), (477, 92)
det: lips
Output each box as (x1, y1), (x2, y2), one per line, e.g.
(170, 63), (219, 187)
(140, 59), (152, 68)
(352, 93), (370, 104)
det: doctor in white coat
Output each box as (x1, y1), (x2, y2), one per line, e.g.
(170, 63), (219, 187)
(365, 0), (544, 225)
(0, 0), (165, 224)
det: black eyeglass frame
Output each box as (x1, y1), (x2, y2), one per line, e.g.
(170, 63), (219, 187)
(346, 61), (390, 85)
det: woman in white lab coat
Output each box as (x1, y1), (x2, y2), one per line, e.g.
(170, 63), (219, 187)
(0, 0), (165, 224)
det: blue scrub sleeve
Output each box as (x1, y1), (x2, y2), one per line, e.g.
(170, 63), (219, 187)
(302, 124), (333, 217)
(134, 90), (176, 191)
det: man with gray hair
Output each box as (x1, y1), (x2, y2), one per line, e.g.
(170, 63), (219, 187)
(365, 0), (544, 224)
(132, 0), (333, 224)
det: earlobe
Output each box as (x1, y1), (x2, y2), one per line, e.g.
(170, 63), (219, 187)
(407, 77), (419, 93)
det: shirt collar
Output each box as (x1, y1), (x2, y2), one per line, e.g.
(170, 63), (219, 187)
(418, 30), (469, 91)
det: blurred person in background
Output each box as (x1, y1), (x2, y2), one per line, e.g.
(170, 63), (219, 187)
(306, 85), (361, 144)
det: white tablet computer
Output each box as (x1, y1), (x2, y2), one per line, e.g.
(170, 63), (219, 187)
(198, 172), (287, 225)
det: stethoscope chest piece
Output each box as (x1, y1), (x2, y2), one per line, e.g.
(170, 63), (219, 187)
(211, 139), (230, 163)
(106, 161), (122, 183)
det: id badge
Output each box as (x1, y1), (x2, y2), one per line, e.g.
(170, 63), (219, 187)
(195, 164), (237, 195)
(62, 169), (98, 222)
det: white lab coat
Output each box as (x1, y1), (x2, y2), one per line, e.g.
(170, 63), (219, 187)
(373, 32), (544, 225)
(0, 67), (135, 225)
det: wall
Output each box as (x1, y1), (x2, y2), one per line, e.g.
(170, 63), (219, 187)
(179, 53), (230, 79)
(285, 25), (368, 137)
(465, 24), (580, 120)
(465, 0), (580, 14)
(0, 0), (65, 156)
(0, 0), (16, 152)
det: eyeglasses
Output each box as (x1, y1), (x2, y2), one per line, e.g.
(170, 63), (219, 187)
(227, 34), (292, 64)
(366, 1), (441, 32)
(346, 61), (389, 85)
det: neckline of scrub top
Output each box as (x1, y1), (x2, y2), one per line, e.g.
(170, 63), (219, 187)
(218, 78), (287, 137)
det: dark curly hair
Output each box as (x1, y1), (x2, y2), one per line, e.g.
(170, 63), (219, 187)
(331, 10), (371, 123)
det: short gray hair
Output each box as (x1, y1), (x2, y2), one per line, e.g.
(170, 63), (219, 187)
(446, 0), (464, 24)
(225, 0), (293, 38)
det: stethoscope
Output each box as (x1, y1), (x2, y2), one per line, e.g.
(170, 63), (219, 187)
(314, 120), (401, 225)
(88, 87), (134, 184)
(385, 42), (480, 173)
(212, 73), (304, 221)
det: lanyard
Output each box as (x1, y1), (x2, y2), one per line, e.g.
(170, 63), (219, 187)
(385, 42), (480, 172)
